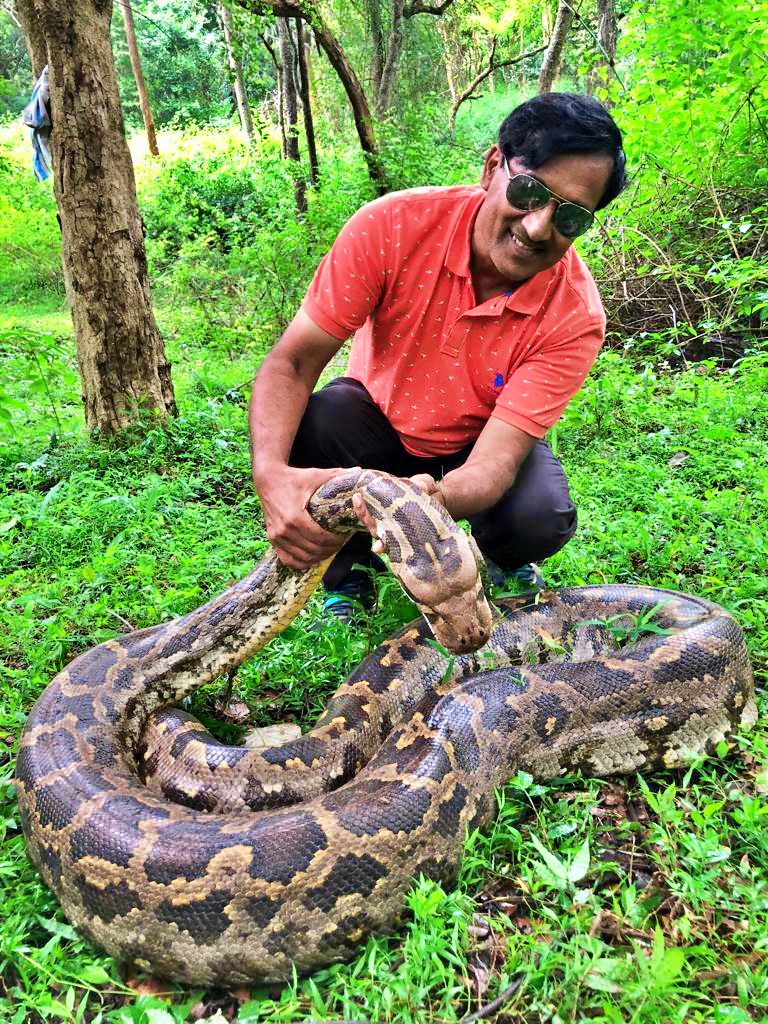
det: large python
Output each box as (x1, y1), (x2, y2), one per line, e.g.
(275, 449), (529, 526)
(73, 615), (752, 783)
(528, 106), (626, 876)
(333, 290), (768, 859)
(16, 469), (755, 986)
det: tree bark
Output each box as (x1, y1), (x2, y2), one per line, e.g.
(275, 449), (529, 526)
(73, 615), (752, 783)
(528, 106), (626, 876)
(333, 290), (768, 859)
(261, 27), (287, 152)
(295, 17), (318, 186)
(538, 0), (574, 94)
(120, 0), (159, 156)
(438, 16), (459, 107)
(375, 0), (404, 118)
(15, 0), (176, 436)
(219, 3), (255, 144)
(277, 16), (299, 161)
(589, 0), (617, 100)
(277, 16), (305, 212)
(367, 0), (385, 99)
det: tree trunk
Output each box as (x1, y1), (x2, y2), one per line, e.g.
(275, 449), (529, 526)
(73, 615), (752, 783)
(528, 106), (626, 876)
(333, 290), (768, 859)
(277, 16), (305, 212)
(219, 3), (255, 144)
(15, 0), (176, 436)
(537, 0), (574, 94)
(262, 27), (287, 153)
(589, 0), (617, 100)
(277, 16), (299, 162)
(239, 0), (388, 192)
(438, 17), (459, 107)
(295, 17), (318, 186)
(120, 0), (159, 156)
(375, 0), (405, 117)
(367, 0), (385, 99)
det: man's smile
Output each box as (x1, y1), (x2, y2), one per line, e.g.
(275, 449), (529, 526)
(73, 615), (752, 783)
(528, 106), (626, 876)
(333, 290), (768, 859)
(509, 229), (545, 255)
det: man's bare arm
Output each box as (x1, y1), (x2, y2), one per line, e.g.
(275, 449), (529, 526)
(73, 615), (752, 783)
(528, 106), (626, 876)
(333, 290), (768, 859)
(434, 418), (537, 518)
(249, 308), (349, 569)
(354, 418), (537, 552)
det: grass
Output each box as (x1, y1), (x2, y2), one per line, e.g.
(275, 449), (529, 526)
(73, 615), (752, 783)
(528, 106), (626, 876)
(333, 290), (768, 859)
(1, 314), (766, 1022)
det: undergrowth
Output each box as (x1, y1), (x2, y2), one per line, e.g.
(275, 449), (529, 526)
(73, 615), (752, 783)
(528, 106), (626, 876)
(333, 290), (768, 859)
(1, 328), (767, 1021)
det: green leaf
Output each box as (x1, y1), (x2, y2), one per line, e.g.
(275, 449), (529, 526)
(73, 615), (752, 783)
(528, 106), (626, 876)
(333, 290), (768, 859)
(568, 837), (591, 883)
(529, 834), (569, 880)
(79, 964), (113, 984)
(145, 1011), (178, 1024)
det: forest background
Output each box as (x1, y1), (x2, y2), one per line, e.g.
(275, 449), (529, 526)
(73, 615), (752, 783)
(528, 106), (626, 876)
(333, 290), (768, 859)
(0, 0), (767, 1022)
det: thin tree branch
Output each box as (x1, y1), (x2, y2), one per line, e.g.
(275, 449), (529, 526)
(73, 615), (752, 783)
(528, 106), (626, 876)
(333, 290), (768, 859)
(404, 0), (455, 14)
(450, 43), (548, 130)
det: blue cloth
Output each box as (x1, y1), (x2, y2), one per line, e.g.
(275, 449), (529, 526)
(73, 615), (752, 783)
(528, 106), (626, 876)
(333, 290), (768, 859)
(22, 66), (52, 181)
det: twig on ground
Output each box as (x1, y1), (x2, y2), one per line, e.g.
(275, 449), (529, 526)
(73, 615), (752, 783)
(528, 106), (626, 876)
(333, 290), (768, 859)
(462, 968), (528, 1022)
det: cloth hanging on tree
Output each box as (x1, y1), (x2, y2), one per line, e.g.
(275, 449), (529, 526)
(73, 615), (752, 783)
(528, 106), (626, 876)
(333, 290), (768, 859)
(22, 66), (52, 181)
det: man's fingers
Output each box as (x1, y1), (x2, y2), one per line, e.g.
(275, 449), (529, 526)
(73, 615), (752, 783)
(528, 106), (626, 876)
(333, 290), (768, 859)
(271, 533), (339, 570)
(352, 492), (388, 556)
(408, 472), (438, 495)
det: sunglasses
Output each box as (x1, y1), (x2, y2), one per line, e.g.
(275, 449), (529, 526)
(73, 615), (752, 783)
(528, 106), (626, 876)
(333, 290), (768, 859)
(501, 156), (595, 239)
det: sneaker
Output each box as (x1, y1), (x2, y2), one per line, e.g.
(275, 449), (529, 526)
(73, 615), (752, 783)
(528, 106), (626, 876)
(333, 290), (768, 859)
(321, 555), (387, 624)
(485, 559), (544, 594)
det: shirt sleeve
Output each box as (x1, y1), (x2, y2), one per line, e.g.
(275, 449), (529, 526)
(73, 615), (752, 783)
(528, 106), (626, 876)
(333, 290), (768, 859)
(301, 196), (392, 340)
(492, 317), (605, 438)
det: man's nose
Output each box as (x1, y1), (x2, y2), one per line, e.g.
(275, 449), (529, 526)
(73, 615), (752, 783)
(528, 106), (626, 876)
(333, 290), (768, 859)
(519, 203), (556, 241)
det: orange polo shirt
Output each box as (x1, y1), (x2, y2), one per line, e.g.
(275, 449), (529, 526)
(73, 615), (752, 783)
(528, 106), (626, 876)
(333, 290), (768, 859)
(302, 185), (605, 457)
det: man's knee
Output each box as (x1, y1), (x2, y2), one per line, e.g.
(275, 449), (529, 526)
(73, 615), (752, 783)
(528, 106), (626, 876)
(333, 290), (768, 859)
(470, 443), (577, 566)
(474, 495), (576, 566)
(291, 378), (408, 471)
(515, 495), (577, 557)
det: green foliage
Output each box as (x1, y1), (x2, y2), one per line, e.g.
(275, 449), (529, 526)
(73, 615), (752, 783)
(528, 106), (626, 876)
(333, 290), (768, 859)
(134, 130), (376, 354)
(2, 1), (768, 1017)
(0, 325), (80, 434)
(1, 315), (767, 1020)
(0, 137), (62, 304)
(586, 0), (768, 342)
(0, 12), (31, 118)
(139, 137), (291, 262)
(112, 0), (231, 128)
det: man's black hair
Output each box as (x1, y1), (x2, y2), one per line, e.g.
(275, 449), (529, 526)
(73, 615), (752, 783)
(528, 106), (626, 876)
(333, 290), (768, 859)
(498, 92), (627, 210)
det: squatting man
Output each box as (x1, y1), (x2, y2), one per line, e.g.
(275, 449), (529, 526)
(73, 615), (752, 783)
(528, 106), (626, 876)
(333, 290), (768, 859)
(249, 92), (627, 620)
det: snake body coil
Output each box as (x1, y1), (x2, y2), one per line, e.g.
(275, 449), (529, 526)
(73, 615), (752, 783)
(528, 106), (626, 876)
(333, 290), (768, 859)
(15, 470), (755, 985)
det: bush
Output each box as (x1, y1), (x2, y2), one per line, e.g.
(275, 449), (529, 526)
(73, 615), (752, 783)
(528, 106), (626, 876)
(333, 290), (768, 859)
(0, 137), (63, 303)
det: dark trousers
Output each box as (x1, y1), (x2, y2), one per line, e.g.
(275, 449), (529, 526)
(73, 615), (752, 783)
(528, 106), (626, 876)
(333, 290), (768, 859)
(290, 378), (577, 590)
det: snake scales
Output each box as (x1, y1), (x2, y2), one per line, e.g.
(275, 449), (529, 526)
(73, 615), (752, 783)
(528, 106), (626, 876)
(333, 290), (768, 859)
(16, 469), (755, 986)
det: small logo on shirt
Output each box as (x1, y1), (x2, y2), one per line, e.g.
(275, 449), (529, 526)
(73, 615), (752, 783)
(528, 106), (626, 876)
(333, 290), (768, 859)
(492, 372), (505, 391)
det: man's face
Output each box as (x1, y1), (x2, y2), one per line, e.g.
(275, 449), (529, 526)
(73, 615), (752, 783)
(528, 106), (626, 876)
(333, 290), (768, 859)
(471, 147), (614, 288)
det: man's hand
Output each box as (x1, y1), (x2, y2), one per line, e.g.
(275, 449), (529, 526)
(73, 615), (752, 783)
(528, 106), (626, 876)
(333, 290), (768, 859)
(258, 465), (346, 570)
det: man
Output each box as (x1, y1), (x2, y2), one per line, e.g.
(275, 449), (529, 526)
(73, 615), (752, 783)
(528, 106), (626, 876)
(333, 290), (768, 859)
(249, 92), (627, 620)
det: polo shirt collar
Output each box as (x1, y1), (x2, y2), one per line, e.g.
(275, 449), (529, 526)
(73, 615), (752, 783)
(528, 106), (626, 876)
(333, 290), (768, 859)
(444, 187), (562, 315)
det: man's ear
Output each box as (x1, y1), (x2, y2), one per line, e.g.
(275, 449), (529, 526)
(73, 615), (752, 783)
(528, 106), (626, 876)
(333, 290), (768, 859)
(480, 145), (503, 190)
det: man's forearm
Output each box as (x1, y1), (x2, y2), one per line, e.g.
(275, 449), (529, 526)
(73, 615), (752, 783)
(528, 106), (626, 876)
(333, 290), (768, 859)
(436, 421), (538, 520)
(249, 355), (313, 487)
(438, 459), (517, 520)
(249, 309), (345, 490)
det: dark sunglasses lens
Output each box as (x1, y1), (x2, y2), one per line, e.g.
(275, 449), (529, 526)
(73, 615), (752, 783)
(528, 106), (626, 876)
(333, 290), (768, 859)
(553, 204), (594, 239)
(506, 173), (594, 238)
(505, 174), (550, 211)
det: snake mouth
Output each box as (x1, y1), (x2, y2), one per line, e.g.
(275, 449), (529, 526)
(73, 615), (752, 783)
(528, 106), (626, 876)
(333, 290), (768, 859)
(426, 592), (493, 652)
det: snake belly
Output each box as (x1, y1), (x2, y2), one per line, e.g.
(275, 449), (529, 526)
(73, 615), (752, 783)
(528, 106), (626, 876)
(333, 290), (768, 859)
(15, 470), (755, 986)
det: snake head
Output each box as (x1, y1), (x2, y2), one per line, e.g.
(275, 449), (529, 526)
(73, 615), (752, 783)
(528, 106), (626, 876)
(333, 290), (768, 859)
(356, 476), (493, 653)
(420, 583), (494, 652)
